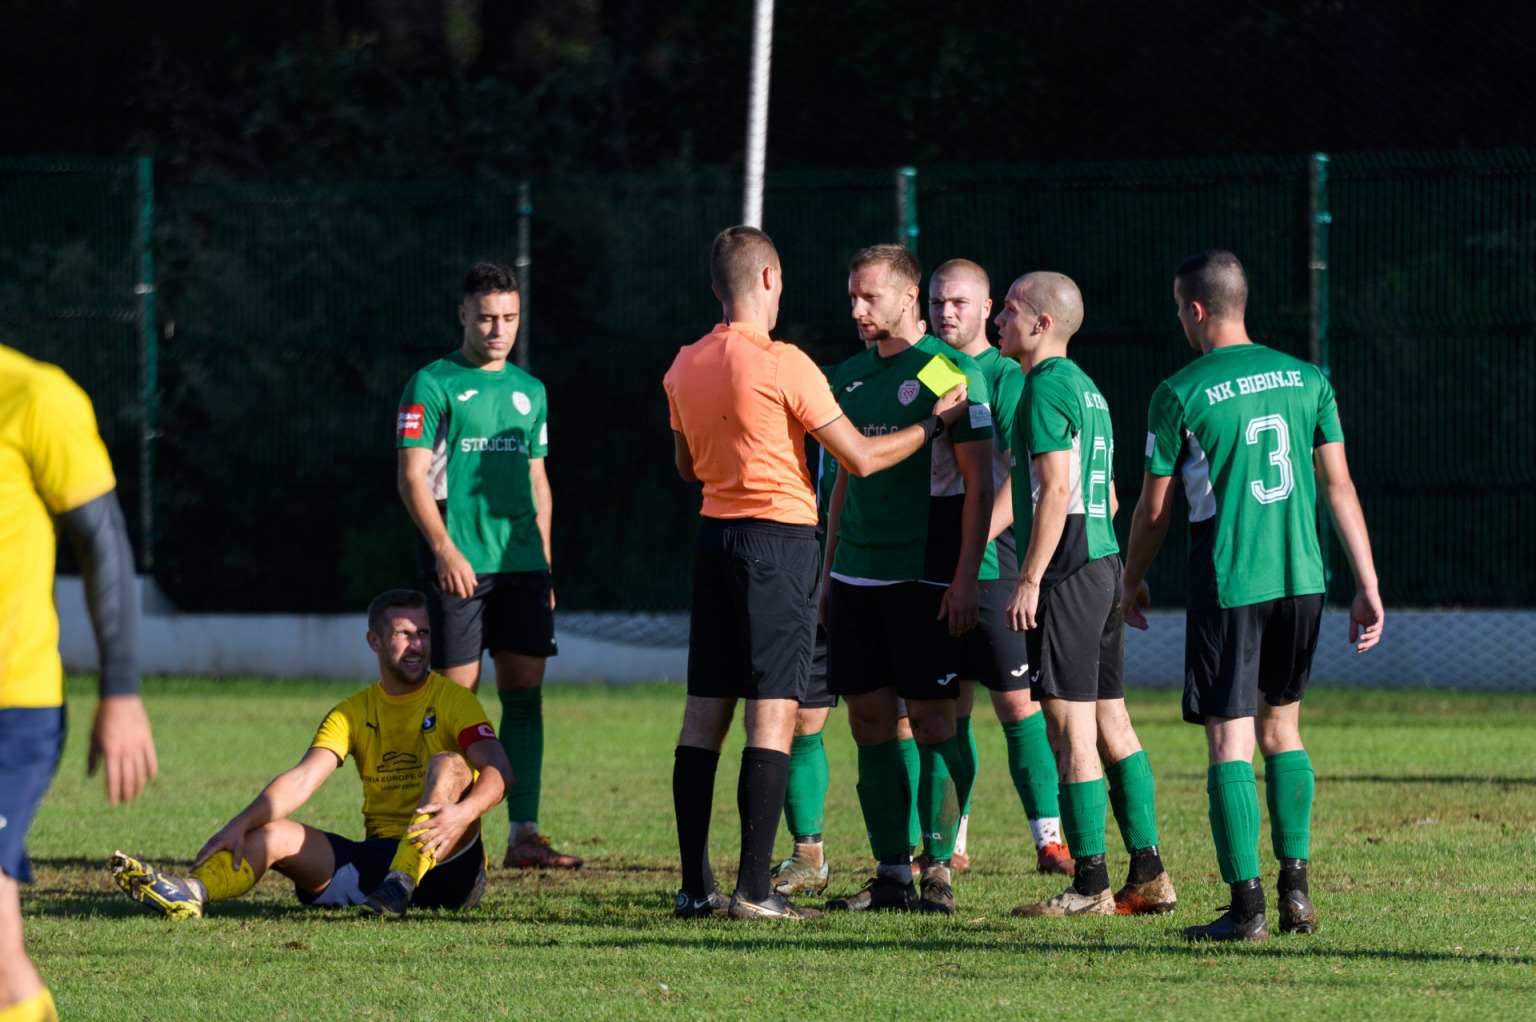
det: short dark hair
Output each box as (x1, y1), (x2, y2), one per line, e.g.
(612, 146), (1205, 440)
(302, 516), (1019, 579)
(710, 226), (780, 299)
(1174, 249), (1248, 320)
(463, 261), (520, 298)
(367, 589), (428, 634)
(849, 244), (921, 288)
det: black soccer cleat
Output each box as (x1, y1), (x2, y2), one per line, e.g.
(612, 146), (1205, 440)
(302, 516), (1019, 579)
(358, 872), (415, 920)
(824, 874), (918, 912)
(917, 869), (955, 915)
(727, 891), (823, 921)
(1182, 905), (1269, 942)
(673, 887), (730, 919)
(1278, 889), (1318, 934)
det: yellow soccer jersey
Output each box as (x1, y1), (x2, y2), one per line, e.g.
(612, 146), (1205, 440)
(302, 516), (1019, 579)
(310, 672), (496, 840)
(0, 345), (116, 709)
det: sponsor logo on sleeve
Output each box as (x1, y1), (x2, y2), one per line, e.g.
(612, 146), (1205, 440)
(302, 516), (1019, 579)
(397, 404), (425, 439)
(898, 380), (921, 406)
(969, 403), (993, 429)
(539, 422), (548, 447)
(512, 391), (533, 415)
(1145, 431), (1156, 457)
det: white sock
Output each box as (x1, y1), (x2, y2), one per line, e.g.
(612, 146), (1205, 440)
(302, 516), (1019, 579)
(1029, 816), (1063, 849)
(954, 814), (970, 857)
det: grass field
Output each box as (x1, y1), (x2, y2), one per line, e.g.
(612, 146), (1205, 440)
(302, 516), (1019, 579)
(28, 677), (1536, 1021)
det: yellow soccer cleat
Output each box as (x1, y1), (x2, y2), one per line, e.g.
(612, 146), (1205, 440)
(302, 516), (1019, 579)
(109, 851), (207, 920)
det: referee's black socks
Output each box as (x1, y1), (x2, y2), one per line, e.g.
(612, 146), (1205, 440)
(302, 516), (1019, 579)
(674, 746), (720, 896)
(736, 747), (791, 902)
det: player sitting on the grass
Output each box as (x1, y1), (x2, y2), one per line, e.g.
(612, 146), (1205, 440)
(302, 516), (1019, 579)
(110, 589), (513, 921)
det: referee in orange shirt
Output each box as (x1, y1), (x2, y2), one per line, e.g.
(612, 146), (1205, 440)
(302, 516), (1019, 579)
(664, 226), (969, 921)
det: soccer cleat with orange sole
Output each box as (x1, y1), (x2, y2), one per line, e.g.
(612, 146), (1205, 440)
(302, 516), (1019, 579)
(1114, 872), (1178, 915)
(503, 834), (584, 869)
(1036, 842), (1075, 876)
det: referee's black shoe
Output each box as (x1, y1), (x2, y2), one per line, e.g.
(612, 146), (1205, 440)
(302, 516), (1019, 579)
(728, 891), (823, 921)
(674, 887), (730, 919)
(1182, 906), (1269, 942)
(825, 874), (918, 912)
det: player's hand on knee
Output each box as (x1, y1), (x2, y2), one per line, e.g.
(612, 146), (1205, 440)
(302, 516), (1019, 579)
(1122, 580), (1151, 631)
(195, 823), (247, 871)
(1349, 588), (1384, 653)
(88, 695), (159, 806)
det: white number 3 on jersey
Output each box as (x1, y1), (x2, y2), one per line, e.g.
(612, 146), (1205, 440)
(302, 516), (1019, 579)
(1245, 414), (1294, 504)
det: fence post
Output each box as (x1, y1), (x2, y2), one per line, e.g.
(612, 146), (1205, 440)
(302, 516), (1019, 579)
(895, 166), (918, 254)
(516, 181), (532, 370)
(1307, 152), (1333, 590)
(134, 155), (157, 571)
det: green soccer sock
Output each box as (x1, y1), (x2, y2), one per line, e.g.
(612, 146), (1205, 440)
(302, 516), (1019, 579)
(956, 715), (978, 818)
(1208, 760), (1262, 884)
(784, 730), (829, 840)
(857, 740), (914, 861)
(1059, 777), (1108, 858)
(1265, 750), (1315, 862)
(498, 688), (543, 829)
(917, 735), (969, 862)
(1106, 750), (1160, 852)
(1002, 712), (1059, 820)
(899, 735), (921, 849)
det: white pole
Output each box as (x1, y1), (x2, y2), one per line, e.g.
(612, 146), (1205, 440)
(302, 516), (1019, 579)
(742, 0), (774, 228)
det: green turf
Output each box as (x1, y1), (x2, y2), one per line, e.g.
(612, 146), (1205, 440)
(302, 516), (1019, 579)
(29, 678), (1536, 1021)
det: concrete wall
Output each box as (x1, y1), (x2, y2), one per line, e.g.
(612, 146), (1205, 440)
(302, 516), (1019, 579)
(55, 578), (1535, 688)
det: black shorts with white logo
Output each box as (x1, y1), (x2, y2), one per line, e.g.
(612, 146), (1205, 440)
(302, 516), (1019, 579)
(957, 576), (1033, 691)
(687, 517), (821, 701)
(1183, 593), (1324, 725)
(297, 832), (486, 910)
(827, 579), (960, 701)
(423, 571), (558, 670)
(1026, 554), (1125, 703)
(800, 623), (838, 709)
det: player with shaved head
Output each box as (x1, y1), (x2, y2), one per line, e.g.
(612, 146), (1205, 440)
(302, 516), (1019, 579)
(664, 227), (968, 920)
(927, 260), (1071, 878)
(1122, 250), (1383, 942)
(999, 272), (1176, 919)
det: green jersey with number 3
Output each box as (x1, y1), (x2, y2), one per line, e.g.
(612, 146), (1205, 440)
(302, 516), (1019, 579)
(1144, 343), (1343, 610)
(1015, 356), (1119, 590)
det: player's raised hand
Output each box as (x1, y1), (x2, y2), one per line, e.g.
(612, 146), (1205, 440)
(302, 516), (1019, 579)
(932, 383), (969, 427)
(89, 695), (158, 805)
(1121, 580), (1151, 631)
(435, 545), (478, 599)
(1349, 587), (1384, 653)
(938, 577), (979, 637)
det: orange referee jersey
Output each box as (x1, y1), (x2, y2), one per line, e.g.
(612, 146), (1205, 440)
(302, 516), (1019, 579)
(664, 321), (842, 526)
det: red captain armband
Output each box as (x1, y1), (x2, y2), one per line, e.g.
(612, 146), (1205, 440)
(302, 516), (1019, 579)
(397, 404), (425, 439)
(459, 722), (497, 750)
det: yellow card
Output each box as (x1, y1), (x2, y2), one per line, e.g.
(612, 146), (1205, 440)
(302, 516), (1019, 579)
(917, 353), (970, 396)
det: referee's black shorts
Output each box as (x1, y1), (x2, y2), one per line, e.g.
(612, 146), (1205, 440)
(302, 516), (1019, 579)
(1183, 593), (1324, 725)
(1026, 554), (1125, 703)
(687, 517), (820, 701)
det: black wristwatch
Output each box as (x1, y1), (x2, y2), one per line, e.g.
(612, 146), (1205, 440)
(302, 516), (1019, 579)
(921, 414), (946, 442)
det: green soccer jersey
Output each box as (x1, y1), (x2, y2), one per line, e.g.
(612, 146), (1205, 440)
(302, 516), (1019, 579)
(396, 352), (549, 574)
(1144, 343), (1343, 610)
(966, 345), (1025, 581)
(829, 338), (994, 583)
(1014, 356), (1119, 589)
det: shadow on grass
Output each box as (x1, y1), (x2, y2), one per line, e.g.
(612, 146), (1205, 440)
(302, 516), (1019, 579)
(1159, 773), (1536, 786)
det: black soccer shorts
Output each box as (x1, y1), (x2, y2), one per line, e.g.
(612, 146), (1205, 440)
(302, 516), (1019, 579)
(1025, 554), (1126, 703)
(1183, 593), (1324, 725)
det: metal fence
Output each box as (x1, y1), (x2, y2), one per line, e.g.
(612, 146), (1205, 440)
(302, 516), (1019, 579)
(1, 151), (1532, 618)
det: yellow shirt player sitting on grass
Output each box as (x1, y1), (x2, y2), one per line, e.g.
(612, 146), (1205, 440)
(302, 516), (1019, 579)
(110, 589), (513, 920)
